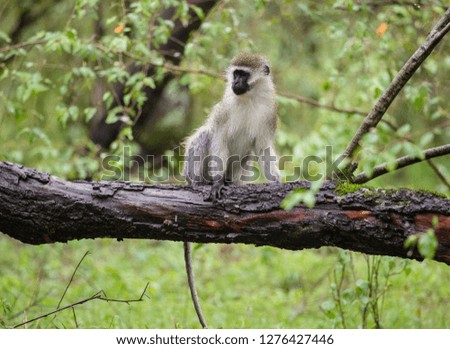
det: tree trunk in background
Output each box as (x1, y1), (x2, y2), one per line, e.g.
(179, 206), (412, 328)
(89, 0), (217, 149)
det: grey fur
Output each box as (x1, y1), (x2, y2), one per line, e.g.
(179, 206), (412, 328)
(183, 53), (281, 189)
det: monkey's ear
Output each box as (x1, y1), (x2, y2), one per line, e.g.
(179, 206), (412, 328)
(263, 65), (270, 75)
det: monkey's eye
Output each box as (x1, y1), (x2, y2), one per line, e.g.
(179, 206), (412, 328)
(263, 65), (270, 75)
(233, 69), (250, 79)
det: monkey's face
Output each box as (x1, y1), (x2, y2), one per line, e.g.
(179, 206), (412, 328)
(232, 69), (250, 95)
(229, 63), (271, 96)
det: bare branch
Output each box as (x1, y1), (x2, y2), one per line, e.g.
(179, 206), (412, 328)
(0, 39), (47, 55)
(14, 293), (102, 328)
(354, 144), (450, 184)
(426, 160), (450, 191)
(56, 251), (90, 310)
(98, 282), (150, 304)
(278, 91), (366, 116)
(341, 8), (450, 167)
(280, 92), (449, 189)
(155, 61), (223, 80)
(1, 161), (449, 264)
(14, 283), (149, 328)
(375, 118), (450, 188)
(336, 1), (437, 11)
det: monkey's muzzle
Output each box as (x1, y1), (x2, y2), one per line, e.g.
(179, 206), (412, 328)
(232, 72), (250, 95)
(232, 84), (249, 95)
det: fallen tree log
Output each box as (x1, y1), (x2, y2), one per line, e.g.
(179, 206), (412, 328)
(0, 161), (449, 264)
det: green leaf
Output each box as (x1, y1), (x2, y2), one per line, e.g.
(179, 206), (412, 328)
(320, 300), (336, 319)
(123, 93), (131, 106)
(432, 216), (439, 227)
(18, 127), (51, 145)
(73, 66), (96, 79)
(0, 30), (11, 43)
(106, 16), (118, 25)
(419, 132), (434, 148)
(281, 186), (317, 210)
(66, 28), (77, 40)
(191, 5), (205, 20)
(355, 279), (369, 295)
(397, 124), (411, 136)
(404, 235), (418, 249)
(342, 288), (355, 303)
(105, 107), (122, 124)
(110, 37), (129, 52)
(103, 91), (113, 108)
(417, 230), (438, 260)
(143, 77), (156, 89)
(281, 188), (308, 210)
(84, 107), (97, 122)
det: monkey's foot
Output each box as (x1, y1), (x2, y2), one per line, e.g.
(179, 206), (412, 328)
(206, 182), (227, 202)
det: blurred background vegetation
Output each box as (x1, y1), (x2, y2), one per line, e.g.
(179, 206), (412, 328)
(0, 0), (449, 328)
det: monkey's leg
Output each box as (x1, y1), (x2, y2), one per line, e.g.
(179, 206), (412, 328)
(183, 127), (211, 185)
(207, 136), (229, 202)
(183, 242), (208, 328)
(259, 145), (281, 182)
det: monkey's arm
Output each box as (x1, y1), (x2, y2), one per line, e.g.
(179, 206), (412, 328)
(207, 128), (229, 201)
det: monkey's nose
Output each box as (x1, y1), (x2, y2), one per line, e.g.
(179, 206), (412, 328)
(232, 84), (248, 95)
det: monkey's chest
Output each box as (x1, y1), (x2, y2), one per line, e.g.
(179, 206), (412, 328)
(227, 109), (272, 156)
(227, 129), (256, 156)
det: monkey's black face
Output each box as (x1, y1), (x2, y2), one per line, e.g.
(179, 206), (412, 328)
(232, 69), (250, 95)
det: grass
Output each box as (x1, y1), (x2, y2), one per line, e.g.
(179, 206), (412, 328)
(0, 236), (448, 329)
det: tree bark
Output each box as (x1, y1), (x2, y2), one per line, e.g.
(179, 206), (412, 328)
(0, 161), (449, 265)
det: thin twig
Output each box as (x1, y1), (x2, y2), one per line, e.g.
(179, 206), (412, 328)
(333, 264), (347, 328)
(0, 39), (47, 54)
(72, 308), (78, 328)
(353, 143), (450, 184)
(335, 1), (431, 11)
(377, 117), (450, 188)
(426, 159), (450, 190)
(279, 92), (447, 191)
(411, 117), (450, 139)
(162, 62), (224, 79)
(279, 91), (402, 131)
(98, 282), (150, 304)
(341, 8), (450, 168)
(279, 91), (366, 116)
(14, 283), (149, 328)
(56, 250), (90, 309)
(14, 292), (102, 328)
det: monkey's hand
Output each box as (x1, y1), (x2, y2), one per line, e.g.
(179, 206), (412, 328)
(207, 180), (226, 202)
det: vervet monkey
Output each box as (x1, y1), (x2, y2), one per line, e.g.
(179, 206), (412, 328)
(183, 52), (281, 200)
(182, 53), (281, 328)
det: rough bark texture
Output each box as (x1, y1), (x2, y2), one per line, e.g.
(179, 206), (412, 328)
(0, 161), (449, 264)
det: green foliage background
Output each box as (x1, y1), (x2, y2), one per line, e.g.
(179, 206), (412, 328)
(0, 0), (449, 328)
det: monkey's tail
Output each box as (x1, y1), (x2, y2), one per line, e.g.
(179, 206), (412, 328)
(183, 241), (208, 328)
